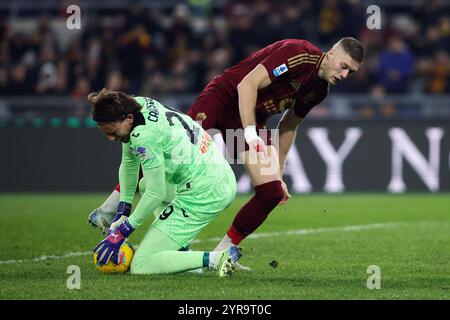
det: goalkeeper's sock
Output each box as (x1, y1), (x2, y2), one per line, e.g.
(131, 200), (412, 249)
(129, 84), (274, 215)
(99, 189), (120, 213)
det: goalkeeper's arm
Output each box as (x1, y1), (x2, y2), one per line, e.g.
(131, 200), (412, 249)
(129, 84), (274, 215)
(118, 142), (140, 205)
(127, 163), (166, 229)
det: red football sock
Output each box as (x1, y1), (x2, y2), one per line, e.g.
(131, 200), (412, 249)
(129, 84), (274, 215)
(227, 180), (284, 244)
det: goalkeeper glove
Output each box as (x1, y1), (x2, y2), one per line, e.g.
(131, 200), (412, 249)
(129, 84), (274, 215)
(109, 201), (132, 231)
(93, 219), (134, 266)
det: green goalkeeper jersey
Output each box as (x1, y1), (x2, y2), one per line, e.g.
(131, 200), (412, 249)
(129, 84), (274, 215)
(119, 97), (233, 229)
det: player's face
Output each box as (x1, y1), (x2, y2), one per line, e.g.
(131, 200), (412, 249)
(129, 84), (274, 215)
(97, 115), (133, 143)
(325, 48), (360, 85)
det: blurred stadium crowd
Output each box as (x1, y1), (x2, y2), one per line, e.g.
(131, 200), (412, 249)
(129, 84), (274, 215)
(0, 0), (449, 120)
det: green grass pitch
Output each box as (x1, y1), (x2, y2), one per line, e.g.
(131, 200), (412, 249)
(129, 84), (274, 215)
(0, 194), (449, 300)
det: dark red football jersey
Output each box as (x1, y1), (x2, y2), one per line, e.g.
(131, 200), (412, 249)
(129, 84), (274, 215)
(216, 39), (329, 122)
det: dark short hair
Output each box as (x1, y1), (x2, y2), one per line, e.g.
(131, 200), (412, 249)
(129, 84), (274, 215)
(87, 88), (141, 124)
(338, 37), (364, 64)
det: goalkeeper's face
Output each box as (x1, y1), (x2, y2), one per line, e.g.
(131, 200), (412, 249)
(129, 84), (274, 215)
(97, 115), (133, 143)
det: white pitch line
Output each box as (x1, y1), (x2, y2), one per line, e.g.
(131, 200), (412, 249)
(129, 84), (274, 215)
(0, 251), (93, 265)
(0, 222), (403, 265)
(190, 222), (403, 243)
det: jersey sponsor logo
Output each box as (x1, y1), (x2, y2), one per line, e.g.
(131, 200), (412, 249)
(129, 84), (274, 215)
(262, 98), (295, 114)
(279, 98), (296, 111)
(262, 99), (278, 114)
(273, 63), (288, 77)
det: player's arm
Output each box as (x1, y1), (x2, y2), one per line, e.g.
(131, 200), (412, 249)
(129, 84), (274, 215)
(94, 134), (165, 265)
(127, 164), (166, 229)
(277, 108), (303, 176)
(118, 142), (140, 204)
(237, 64), (272, 159)
(94, 142), (141, 265)
(109, 141), (141, 226)
(278, 84), (328, 175)
(126, 133), (166, 229)
(237, 64), (272, 129)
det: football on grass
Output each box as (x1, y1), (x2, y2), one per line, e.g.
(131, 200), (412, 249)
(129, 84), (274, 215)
(93, 241), (134, 273)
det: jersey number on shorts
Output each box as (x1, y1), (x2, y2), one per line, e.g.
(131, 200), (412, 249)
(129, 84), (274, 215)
(159, 205), (174, 220)
(159, 205), (189, 220)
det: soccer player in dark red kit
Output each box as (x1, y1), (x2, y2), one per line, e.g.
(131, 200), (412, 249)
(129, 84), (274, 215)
(88, 37), (364, 270)
(188, 37), (364, 258)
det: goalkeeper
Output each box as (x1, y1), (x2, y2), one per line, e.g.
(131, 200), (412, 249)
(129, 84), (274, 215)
(88, 89), (239, 276)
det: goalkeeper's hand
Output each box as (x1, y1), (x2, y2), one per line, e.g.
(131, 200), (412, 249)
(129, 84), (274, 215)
(93, 219), (134, 266)
(109, 201), (132, 232)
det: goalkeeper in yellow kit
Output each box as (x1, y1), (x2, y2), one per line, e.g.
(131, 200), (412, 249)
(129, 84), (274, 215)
(88, 89), (240, 276)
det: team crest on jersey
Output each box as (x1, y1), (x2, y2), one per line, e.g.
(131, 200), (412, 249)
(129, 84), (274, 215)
(196, 112), (207, 122)
(273, 64), (288, 77)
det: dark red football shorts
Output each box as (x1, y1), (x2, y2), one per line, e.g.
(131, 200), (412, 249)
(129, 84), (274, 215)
(187, 80), (272, 159)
